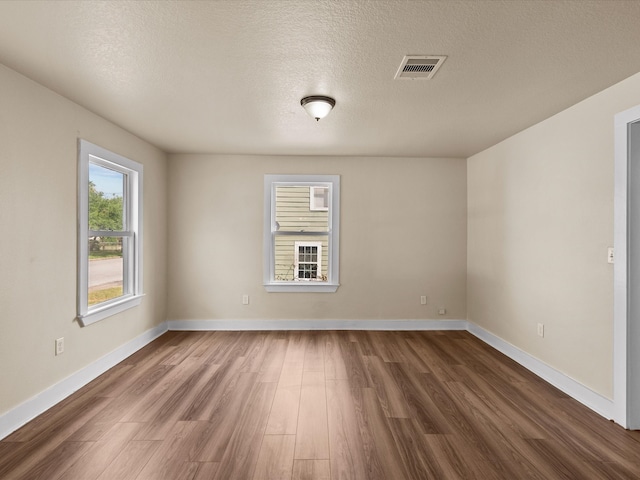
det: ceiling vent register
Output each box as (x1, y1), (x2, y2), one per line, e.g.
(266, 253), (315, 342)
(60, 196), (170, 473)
(395, 55), (447, 80)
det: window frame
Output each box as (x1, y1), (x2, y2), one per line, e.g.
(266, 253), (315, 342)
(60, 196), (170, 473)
(77, 139), (143, 326)
(264, 174), (340, 293)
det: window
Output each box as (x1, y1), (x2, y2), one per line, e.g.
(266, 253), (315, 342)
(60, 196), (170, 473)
(78, 139), (143, 326)
(295, 242), (323, 280)
(264, 175), (339, 292)
(310, 186), (329, 211)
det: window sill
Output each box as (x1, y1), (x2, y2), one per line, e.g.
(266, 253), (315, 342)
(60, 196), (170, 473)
(264, 283), (339, 293)
(78, 294), (144, 327)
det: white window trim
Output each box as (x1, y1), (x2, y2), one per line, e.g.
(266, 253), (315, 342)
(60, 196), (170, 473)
(78, 139), (144, 326)
(264, 174), (340, 293)
(309, 186), (329, 211)
(294, 241), (323, 281)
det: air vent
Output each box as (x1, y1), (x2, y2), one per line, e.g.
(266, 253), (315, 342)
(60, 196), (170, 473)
(394, 55), (447, 80)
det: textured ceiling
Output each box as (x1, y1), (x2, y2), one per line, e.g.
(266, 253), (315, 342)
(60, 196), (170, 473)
(1, 0), (640, 158)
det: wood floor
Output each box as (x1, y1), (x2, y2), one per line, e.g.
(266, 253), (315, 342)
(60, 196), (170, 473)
(1, 331), (640, 479)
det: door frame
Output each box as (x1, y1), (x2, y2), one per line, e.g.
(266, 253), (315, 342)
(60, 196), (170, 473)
(614, 104), (640, 429)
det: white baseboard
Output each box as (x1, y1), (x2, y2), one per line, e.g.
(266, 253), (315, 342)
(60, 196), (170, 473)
(466, 322), (614, 420)
(0, 322), (168, 440)
(0, 318), (614, 441)
(167, 318), (468, 331)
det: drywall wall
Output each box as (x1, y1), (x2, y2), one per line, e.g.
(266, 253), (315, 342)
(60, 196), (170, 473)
(0, 64), (168, 416)
(468, 72), (640, 399)
(167, 155), (466, 322)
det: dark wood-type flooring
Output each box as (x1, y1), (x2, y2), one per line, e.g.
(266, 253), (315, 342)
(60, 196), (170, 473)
(1, 330), (640, 479)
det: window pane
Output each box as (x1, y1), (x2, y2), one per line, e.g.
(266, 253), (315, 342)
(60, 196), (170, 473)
(89, 163), (125, 231)
(298, 264), (318, 279)
(275, 186), (329, 232)
(274, 235), (328, 281)
(88, 237), (124, 305)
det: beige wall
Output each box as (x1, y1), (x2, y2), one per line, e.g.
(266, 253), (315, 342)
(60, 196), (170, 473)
(468, 72), (640, 398)
(167, 155), (467, 322)
(0, 65), (168, 416)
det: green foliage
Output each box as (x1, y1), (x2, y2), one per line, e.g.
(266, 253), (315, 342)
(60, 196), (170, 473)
(89, 181), (123, 231)
(88, 286), (123, 305)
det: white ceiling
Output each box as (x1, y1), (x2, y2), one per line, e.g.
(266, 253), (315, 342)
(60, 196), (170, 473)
(1, 0), (640, 158)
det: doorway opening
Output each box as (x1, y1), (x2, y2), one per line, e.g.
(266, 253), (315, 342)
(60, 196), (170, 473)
(614, 105), (640, 429)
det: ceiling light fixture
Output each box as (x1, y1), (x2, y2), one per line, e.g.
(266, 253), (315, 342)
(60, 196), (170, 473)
(301, 96), (335, 121)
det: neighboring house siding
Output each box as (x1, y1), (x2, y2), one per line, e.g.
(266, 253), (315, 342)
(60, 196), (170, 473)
(275, 186), (328, 280)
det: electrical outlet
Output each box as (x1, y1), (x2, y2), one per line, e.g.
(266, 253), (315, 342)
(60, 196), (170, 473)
(242, 294), (249, 305)
(608, 247), (614, 264)
(537, 323), (544, 337)
(438, 308), (446, 315)
(420, 295), (427, 305)
(55, 337), (64, 356)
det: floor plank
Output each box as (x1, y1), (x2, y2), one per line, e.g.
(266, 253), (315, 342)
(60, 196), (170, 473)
(292, 459), (331, 480)
(294, 371), (330, 460)
(359, 387), (409, 480)
(0, 396), (113, 479)
(252, 434), (296, 480)
(135, 420), (198, 480)
(58, 422), (142, 480)
(362, 355), (410, 418)
(195, 371), (259, 462)
(213, 381), (277, 480)
(265, 384), (302, 435)
(14, 440), (94, 480)
(192, 462), (219, 480)
(95, 440), (160, 480)
(326, 379), (368, 480)
(265, 335), (305, 435)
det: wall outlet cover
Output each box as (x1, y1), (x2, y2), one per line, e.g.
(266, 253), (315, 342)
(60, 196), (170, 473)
(55, 337), (64, 355)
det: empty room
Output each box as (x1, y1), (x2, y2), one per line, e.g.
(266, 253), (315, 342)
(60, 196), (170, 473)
(2, 1), (640, 478)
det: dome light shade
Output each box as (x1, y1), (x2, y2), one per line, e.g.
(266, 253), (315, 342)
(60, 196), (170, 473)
(301, 96), (335, 121)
